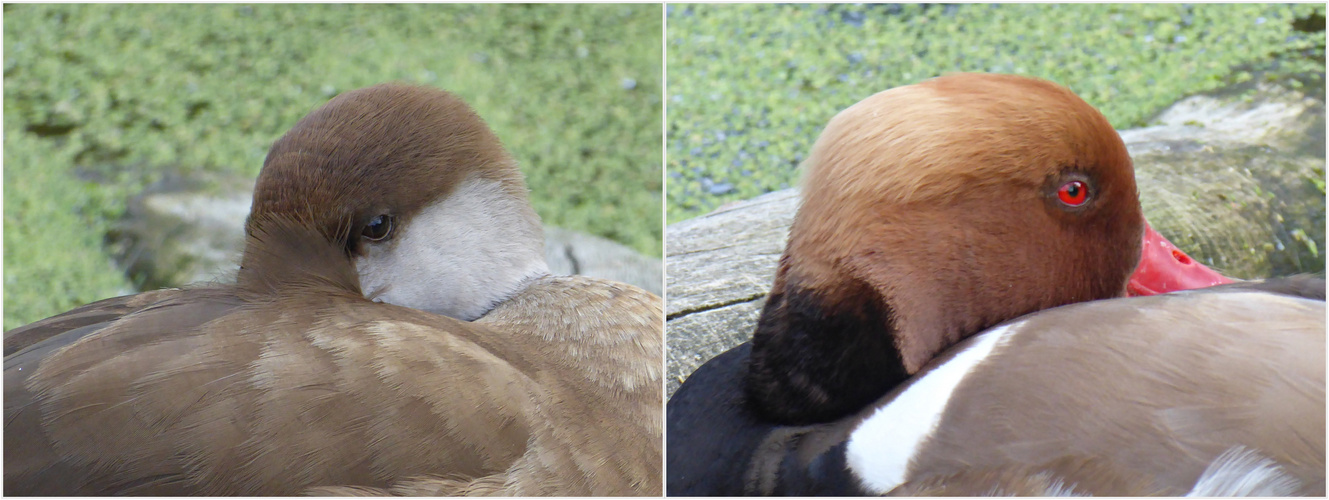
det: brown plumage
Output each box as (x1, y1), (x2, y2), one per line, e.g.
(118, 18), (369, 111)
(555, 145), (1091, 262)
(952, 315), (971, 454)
(5, 84), (663, 496)
(886, 290), (1323, 496)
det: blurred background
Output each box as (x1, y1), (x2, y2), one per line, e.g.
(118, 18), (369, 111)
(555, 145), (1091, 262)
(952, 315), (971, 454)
(667, 3), (1325, 221)
(4, 4), (663, 329)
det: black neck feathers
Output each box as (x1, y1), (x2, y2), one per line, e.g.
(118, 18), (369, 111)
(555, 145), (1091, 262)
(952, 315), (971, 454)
(745, 276), (909, 424)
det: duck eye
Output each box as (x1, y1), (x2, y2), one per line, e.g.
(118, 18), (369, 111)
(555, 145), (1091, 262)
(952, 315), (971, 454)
(361, 214), (394, 241)
(1057, 180), (1089, 207)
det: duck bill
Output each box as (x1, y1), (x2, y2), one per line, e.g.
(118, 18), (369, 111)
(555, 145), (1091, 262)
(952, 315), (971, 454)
(1127, 221), (1235, 296)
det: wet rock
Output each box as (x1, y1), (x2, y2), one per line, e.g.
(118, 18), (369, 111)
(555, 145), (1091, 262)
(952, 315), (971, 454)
(1126, 80), (1326, 278)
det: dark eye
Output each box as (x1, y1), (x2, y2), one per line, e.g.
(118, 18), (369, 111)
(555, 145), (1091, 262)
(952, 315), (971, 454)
(1057, 180), (1089, 207)
(361, 214), (394, 241)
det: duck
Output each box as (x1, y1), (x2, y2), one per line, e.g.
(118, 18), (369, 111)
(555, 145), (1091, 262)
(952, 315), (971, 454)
(665, 73), (1324, 496)
(5, 83), (663, 496)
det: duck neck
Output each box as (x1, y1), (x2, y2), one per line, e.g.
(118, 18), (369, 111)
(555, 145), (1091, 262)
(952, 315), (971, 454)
(745, 254), (910, 425)
(237, 216), (364, 298)
(746, 244), (1001, 425)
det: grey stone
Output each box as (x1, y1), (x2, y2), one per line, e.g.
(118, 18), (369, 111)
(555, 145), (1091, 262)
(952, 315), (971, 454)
(543, 226), (662, 296)
(111, 174), (252, 289)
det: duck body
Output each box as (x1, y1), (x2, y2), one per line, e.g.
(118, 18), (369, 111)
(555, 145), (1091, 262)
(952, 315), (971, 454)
(8, 273), (661, 495)
(668, 278), (1325, 496)
(5, 84), (663, 496)
(665, 73), (1324, 496)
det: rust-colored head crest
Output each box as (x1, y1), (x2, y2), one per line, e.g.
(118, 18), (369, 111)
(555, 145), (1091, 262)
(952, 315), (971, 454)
(748, 73), (1144, 424)
(791, 73), (1142, 309)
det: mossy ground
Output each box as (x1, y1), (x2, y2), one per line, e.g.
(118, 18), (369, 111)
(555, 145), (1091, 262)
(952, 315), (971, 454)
(4, 4), (663, 329)
(667, 3), (1325, 223)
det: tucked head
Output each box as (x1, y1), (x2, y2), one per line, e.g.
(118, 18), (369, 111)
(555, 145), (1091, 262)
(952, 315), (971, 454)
(242, 83), (548, 320)
(748, 73), (1144, 423)
(799, 72), (1144, 352)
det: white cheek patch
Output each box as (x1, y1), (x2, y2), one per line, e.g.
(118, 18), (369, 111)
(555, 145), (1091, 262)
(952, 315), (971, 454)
(845, 321), (1018, 494)
(355, 177), (549, 320)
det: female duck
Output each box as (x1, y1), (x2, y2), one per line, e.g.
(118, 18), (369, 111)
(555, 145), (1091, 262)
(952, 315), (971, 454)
(7, 84), (663, 496)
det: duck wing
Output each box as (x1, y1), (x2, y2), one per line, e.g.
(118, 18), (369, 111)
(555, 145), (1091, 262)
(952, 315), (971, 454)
(4, 290), (538, 495)
(5, 288), (185, 356)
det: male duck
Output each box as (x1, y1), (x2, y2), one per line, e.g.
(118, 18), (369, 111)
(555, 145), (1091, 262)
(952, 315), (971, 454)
(666, 73), (1324, 496)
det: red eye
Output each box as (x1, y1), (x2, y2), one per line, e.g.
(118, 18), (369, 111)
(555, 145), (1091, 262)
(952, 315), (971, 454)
(1057, 180), (1088, 206)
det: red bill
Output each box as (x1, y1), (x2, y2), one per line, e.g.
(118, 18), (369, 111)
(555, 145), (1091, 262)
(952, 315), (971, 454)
(1127, 221), (1235, 296)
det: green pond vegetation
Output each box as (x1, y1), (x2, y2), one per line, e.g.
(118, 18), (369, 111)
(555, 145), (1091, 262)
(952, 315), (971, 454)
(667, 3), (1325, 222)
(5, 4), (663, 329)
